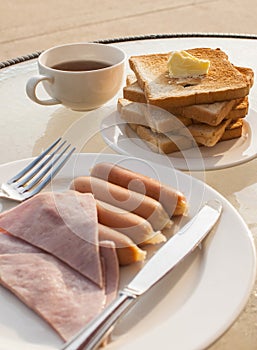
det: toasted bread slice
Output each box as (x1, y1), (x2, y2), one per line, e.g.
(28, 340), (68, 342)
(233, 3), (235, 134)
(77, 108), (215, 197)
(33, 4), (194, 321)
(129, 48), (250, 108)
(117, 98), (147, 126)
(128, 124), (194, 154)
(124, 83), (247, 125)
(117, 97), (248, 138)
(124, 64), (252, 125)
(226, 97), (248, 120)
(235, 66), (254, 88)
(221, 118), (243, 141)
(126, 75), (138, 86)
(172, 99), (237, 126)
(125, 64), (254, 98)
(118, 98), (192, 133)
(186, 119), (231, 147)
(120, 100), (244, 151)
(128, 119), (243, 154)
(118, 98), (245, 147)
(124, 79), (237, 125)
(123, 82), (147, 103)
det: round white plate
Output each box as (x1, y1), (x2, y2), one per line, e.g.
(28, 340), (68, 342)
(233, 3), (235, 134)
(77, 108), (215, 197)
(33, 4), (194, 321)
(0, 153), (255, 350)
(100, 106), (257, 171)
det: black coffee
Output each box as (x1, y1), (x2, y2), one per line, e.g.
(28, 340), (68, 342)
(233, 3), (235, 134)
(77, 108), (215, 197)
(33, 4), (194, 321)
(51, 60), (111, 71)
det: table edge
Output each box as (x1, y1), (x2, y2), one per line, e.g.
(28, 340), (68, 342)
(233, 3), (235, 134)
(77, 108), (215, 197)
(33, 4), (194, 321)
(1, 32), (257, 69)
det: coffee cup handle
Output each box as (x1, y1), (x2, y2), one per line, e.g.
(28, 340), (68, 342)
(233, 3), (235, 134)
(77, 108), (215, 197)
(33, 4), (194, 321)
(26, 75), (61, 106)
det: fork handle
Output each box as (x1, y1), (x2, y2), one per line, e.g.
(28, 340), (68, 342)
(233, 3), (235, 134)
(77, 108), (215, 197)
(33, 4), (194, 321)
(61, 290), (136, 350)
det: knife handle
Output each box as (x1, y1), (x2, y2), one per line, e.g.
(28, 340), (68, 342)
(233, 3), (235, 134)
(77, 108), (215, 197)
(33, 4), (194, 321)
(61, 289), (136, 350)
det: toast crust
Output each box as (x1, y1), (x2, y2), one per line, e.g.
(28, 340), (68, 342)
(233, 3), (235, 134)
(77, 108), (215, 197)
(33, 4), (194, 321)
(226, 98), (248, 120)
(221, 119), (243, 141)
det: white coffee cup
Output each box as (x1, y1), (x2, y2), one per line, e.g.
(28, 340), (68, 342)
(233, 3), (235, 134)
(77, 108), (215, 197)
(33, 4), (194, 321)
(26, 42), (126, 111)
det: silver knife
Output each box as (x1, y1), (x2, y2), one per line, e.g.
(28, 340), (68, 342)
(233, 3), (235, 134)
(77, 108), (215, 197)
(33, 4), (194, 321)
(61, 199), (222, 350)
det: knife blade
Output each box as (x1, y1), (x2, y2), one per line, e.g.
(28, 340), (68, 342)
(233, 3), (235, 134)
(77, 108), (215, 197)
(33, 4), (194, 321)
(61, 199), (222, 350)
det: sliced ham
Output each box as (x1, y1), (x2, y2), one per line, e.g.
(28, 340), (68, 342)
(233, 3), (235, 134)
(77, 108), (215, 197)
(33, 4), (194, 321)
(0, 232), (119, 341)
(0, 191), (103, 287)
(0, 252), (105, 341)
(100, 241), (119, 305)
(0, 231), (40, 254)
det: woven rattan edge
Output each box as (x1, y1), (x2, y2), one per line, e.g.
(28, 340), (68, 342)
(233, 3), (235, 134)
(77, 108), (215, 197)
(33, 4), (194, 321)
(1, 32), (257, 69)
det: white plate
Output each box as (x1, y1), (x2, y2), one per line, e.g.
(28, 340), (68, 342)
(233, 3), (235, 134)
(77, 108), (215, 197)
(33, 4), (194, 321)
(0, 153), (255, 350)
(100, 106), (257, 171)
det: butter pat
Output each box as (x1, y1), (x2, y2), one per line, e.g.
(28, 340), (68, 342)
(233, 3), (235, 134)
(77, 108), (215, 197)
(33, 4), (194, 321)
(167, 50), (210, 78)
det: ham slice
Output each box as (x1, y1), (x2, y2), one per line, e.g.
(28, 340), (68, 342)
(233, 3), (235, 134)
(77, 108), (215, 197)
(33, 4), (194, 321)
(100, 241), (119, 305)
(0, 233), (119, 341)
(0, 191), (103, 287)
(0, 252), (105, 341)
(0, 231), (40, 254)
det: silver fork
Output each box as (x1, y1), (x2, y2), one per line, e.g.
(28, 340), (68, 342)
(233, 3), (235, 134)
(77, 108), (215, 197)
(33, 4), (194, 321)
(0, 137), (76, 202)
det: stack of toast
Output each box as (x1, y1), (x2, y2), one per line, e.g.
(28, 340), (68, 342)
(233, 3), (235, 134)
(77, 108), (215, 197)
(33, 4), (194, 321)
(117, 48), (254, 154)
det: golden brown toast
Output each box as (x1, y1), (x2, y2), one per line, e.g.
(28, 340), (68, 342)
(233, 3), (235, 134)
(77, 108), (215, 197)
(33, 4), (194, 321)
(123, 84), (248, 125)
(128, 123), (194, 154)
(129, 48), (250, 108)
(127, 119), (244, 154)
(124, 64), (252, 126)
(226, 98), (248, 120)
(118, 98), (244, 151)
(220, 118), (243, 141)
(117, 98), (248, 135)
(186, 119), (231, 147)
(235, 66), (254, 88)
(118, 98), (192, 134)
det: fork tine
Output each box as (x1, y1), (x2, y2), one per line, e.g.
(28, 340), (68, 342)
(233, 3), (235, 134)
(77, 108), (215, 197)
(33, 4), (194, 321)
(20, 143), (75, 194)
(7, 137), (62, 184)
(14, 139), (68, 188)
(28, 146), (76, 196)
